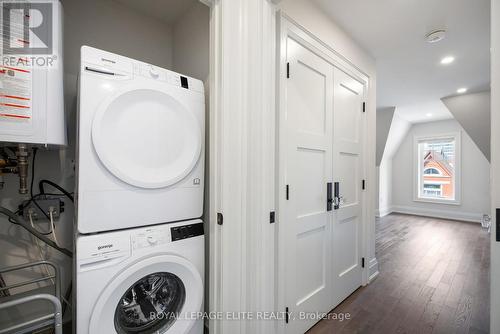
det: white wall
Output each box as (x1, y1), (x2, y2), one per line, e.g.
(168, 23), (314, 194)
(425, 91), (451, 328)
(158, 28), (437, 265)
(172, 2), (210, 82)
(376, 111), (411, 216)
(490, 0), (500, 332)
(63, 0), (174, 77)
(377, 159), (392, 217)
(392, 119), (490, 222)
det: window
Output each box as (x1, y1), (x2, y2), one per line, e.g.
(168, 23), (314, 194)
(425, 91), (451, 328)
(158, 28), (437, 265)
(423, 168), (441, 175)
(415, 133), (461, 204)
(423, 184), (442, 196)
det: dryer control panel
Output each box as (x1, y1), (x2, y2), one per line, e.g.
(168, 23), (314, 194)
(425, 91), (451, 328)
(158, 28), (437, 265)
(133, 63), (204, 93)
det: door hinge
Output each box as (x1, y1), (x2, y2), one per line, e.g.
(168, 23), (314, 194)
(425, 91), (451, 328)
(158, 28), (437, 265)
(362, 102), (366, 113)
(217, 212), (223, 225)
(362, 257), (365, 268)
(285, 307), (289, 323)
(362, 179), (366, 190)
(496, 208), (500, 242)
(286, 185), (289, 200)
(270, 211), (276, 224)
(286, 62), (290, 78)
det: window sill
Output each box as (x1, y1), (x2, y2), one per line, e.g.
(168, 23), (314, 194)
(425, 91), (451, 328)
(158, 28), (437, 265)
(413, 197), (461, 206)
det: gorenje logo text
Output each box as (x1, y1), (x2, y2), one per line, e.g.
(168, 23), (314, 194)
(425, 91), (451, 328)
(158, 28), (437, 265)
(97, 244), (113, 251)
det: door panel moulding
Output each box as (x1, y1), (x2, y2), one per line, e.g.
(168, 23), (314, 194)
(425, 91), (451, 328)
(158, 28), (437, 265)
(276, 11), (377, 334)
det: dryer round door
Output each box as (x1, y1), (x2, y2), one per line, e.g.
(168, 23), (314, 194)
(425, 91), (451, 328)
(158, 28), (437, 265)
(92, 85), (202, 189)
(89, 255), (203, 334)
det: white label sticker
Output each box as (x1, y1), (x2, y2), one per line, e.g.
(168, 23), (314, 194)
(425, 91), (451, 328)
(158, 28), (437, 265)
(0, 64), (32, 121)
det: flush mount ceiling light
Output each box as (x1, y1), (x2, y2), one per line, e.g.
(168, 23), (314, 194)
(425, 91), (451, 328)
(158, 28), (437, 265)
(425, 29), (446, 43)
(457, 87), (468, 94)
(426, 113), (433, 117)
(440, 56), (455, 65)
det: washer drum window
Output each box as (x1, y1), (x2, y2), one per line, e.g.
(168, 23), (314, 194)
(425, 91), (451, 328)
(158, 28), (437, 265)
(114, 272), (185, 334)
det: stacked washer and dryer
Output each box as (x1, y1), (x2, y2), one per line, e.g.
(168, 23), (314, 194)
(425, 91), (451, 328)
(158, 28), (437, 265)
(75, 46), (205, 334)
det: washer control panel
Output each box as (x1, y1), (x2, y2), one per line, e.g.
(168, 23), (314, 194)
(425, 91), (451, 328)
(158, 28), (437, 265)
(132, 226), (170, 250)
(171, 222), (204, 242)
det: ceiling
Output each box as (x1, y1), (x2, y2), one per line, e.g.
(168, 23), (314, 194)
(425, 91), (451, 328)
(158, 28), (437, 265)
(113, 0), (198, 25)
(314, 0), (491, 123)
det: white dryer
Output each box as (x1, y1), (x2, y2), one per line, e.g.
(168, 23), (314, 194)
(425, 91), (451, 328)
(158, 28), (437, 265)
(76, 46), (204, 233)
(75, 219), (204, 334)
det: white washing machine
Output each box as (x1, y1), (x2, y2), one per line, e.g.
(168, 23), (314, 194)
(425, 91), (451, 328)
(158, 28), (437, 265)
(76, 46), (205, 234)
(75, 219), (204, 334)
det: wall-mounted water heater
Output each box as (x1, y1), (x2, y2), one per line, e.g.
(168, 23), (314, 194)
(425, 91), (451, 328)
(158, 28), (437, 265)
(0, 0), (65, 146)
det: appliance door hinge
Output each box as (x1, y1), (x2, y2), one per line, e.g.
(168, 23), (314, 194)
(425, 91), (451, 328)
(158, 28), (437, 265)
(362, 179), (366, 190)
(362, 102), (366, 113)
(285, 307), (289, 323)
(286, 62), (290, 78)
(362, 257), (365, 268)
(217, 212), (223, 225)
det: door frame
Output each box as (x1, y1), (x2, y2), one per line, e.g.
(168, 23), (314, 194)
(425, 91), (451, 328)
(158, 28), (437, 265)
(276, 12), (372, 333)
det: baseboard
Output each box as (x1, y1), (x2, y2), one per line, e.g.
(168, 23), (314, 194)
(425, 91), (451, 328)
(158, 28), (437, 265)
(376, 207), (393, 218)
(391, 205), (483, 223)
(368, 258), (379, 282)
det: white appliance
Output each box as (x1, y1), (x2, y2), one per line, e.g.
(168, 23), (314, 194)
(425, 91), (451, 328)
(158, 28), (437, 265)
(76, 46), (205, 233)
(75, 219), (204, 334)
(0, 0), (65, 146)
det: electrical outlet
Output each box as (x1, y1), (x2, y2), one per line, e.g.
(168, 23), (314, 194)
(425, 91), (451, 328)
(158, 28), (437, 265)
(21, 196), (64, 221)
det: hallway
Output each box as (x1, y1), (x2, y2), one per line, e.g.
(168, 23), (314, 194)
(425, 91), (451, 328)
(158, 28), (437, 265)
(308, 214), (490, 334)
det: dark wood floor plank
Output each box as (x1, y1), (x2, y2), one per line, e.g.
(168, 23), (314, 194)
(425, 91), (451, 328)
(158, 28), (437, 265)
(307, 213), (490, 334)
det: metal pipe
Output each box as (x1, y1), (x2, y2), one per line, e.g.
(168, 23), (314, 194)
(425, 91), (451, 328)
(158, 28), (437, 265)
(0, 260), (61, 300)
(0, 293), (63, 334)
(0, 275), (56, 292)
(15, 143), (29, 194)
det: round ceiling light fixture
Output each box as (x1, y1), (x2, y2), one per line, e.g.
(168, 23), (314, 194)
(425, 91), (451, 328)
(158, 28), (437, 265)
(425, 29), (447, 43)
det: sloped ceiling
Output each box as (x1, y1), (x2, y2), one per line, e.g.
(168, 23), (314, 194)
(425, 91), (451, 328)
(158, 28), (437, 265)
(442, 91), (491, 161)
(383, 111), (412, 162)
(376, 107), (395, 166)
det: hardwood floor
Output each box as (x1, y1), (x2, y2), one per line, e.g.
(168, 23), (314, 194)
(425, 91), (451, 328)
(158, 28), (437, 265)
(307, 213), (490, 334)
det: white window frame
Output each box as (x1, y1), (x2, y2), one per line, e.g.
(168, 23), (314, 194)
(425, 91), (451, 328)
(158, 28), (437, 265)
(413, 132), (461, 205)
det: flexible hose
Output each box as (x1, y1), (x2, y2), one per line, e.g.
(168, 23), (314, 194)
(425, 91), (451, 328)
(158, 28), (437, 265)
(39, 180), (74, 202)
(0, 207), (72, 258)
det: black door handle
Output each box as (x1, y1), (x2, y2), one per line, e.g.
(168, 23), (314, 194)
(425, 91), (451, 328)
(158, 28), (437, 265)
(497, 208), (500, 242)
(334, 182), (340, 210)
(327, 182), (333, 211)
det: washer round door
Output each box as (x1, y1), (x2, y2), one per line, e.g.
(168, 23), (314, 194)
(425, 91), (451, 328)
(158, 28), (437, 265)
(92, 85), (202, 189)
(89, 255), (203, 334)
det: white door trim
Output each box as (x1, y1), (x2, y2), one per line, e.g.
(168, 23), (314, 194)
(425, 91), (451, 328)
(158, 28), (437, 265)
(276, 13), (374, 333)
(207, 1), (278, 333)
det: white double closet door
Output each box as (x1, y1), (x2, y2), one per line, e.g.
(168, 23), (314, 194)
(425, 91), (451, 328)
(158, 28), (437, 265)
(283, 37), (365, 334)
